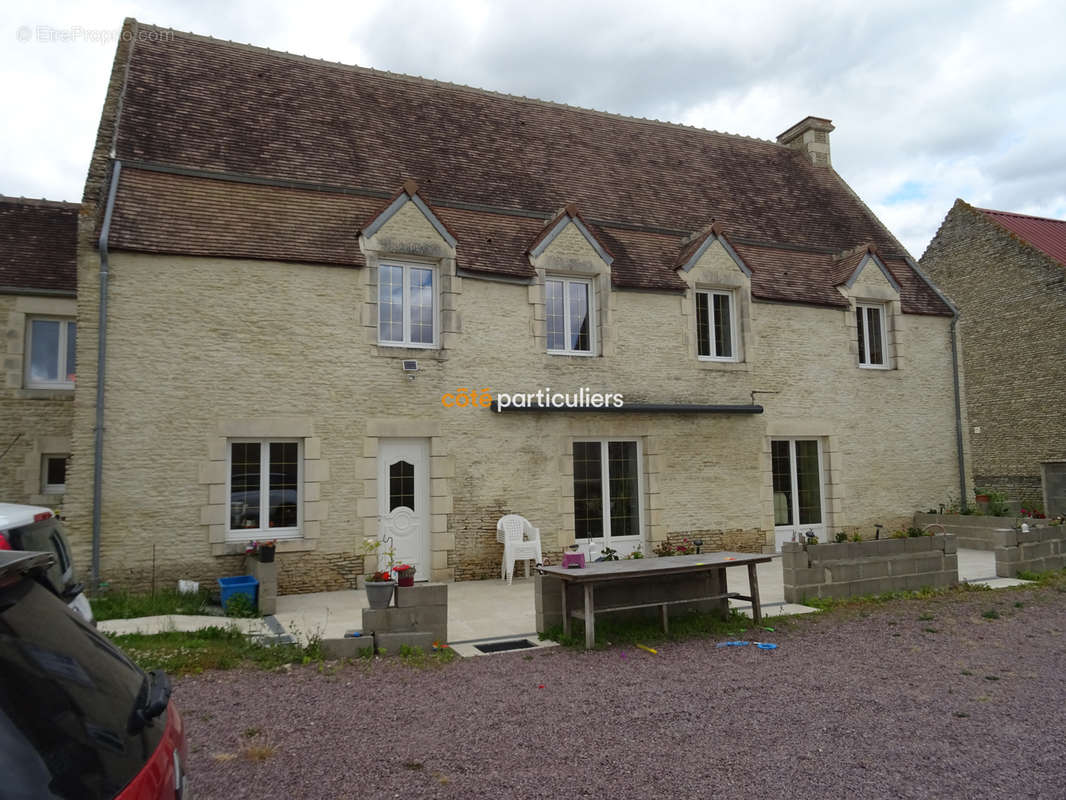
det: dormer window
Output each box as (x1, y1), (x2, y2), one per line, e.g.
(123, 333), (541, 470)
(696, 289), (737, 361)
(856, 302), (888, 367)
(378, 261), (438, 348)
(546, 276), (594, 355)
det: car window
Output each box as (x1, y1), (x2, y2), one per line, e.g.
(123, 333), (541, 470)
(9, 518), (75, 592)
(0, 577), (165, 799)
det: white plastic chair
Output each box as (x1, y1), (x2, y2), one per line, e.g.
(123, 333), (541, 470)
(496, 514), (543, 585)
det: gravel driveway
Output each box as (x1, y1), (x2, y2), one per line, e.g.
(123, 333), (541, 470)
(177, 587), (1066, 799)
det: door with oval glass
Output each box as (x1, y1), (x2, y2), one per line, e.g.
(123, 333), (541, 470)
(378, 439), (431, 580)
(772, 438), (826, 550)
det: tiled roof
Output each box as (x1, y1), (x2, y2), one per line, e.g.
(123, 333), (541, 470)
(978, 207), (1066, 268)
(103, 21), (951, 314)
(0, 196), (78, 293)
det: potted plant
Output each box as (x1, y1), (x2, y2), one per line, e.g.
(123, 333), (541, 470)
(394, 563), (415, 587)
(245, 539), (277, 563)
(365, 569), (397, 608)
(974, 487), (991, 504)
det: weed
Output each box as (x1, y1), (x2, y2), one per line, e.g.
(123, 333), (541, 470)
(241, 744), (276, 762)
(224, 593), (259, 619)
(107, 625), (324, 676)
(918, 612), (935, 621)
(395, 643), (458, 669)
(982, 609), (1000, 620)
(91, 588), (214, 621)
(984, 675), (1000, 681)
(961, 670), (973, 676)
(243, 727), (261, 738)
(1015, 601), (1025, 608)
(922, 627), (938, 633)
(953, 712), (970, 718)
(403, 761), (424, 771)
(543, 608), (754, 649)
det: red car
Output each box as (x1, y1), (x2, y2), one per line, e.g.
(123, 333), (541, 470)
(0, 550), (189, 799)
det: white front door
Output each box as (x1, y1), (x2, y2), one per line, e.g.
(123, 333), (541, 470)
(771, 438), (827, 550)
(378, 439), (431, 580)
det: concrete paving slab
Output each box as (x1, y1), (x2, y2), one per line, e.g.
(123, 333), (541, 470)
(98, 614), (272, 636)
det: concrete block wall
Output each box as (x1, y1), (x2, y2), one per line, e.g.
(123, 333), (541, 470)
(913, 512), (1019, 551)
(782, 537), (958, 603)
(360, 582), (448, 646)
(993, 528), (1066, 578)
(244, 557), (277, 615)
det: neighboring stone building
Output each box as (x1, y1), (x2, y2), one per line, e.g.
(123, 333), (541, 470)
(67, 19), (966, 593)
(0, 196), (78, 508)
(921, 199), (1066, 510)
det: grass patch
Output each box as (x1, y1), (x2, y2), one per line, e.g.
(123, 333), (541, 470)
(392, 643), (458, 668)
(92, 588), (216, 621)
(541, 607), (756, 650)
(982, 609), (1001, 620)
(107, 625), (322, 676)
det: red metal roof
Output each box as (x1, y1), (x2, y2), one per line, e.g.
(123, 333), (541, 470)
(979, 207), (1066, 268)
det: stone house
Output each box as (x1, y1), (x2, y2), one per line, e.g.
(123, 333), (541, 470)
(66, 19), (967, 593)
(920, 199), (1066, 512)
(0, 196), (78, 508)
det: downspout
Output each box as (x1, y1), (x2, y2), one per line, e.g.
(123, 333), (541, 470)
(905, 255), (967, 512)
(92, 160), (122, 588)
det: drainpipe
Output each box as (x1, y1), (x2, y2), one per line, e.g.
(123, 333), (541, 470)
(905, 255), (967, 512)
(92, 160), (122, 588)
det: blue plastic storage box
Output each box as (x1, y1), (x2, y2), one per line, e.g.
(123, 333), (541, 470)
(218, 575), (258, 611)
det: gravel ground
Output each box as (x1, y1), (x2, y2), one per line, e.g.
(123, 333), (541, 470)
(177, 587), (1066, 799)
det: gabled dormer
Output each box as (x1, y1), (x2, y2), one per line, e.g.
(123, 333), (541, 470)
(358, 181), (461, 352)
(676, 222), (752, 369)
(526, 205), (614, 356)
(834, 243), (902, 370)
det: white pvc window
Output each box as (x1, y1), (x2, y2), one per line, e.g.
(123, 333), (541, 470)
(572, 440), (642, 542)
(546, 277), (594, 354)
(26, 318), (76, 389)
(696, 290), (738, 361)
(378, 262), (438, 347)
(856, 303), (888, 368)
(227, 439), (302, 540)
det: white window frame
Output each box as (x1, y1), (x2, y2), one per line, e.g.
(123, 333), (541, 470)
(377, 261), (440, 349)
(546, 276), (596, 356)
(695, 289), (739, 362)
(571, 438), (644, 544)
(856, 302), (889, 369)
(225, 438), (303, 541)
(41, 454), (68, 494)
(25, 317), (76, 389)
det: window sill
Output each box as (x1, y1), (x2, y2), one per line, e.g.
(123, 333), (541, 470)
(15, 388), (75, 400)
(377, 341), (440, 350)
(858, 364), (893, 371)
(214, 537), (316, 557)
(374, 344), (446, 360)
(696, 359), (751, 372)
(547, 350), (597, 358)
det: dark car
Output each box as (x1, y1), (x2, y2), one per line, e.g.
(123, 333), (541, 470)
(0, 550), (189, 799)
(0, 503), (93, 623)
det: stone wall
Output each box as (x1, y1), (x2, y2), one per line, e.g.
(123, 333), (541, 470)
(0, 293), (76, 508)
(782, 537), (958, 602)
(63, 185), (965, 593)
(920, 200), (1066, 507)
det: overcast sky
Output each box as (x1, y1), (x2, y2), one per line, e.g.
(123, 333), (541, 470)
(2, 0), (1064, 257)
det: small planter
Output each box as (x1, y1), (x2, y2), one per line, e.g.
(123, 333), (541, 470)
(395, 567), (415, 587)
(366, 580), (396, 609)
(257, 545), (275, 563)
(975, 494), (990, 504)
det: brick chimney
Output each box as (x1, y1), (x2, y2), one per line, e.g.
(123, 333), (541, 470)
(776, 116), (835, 167)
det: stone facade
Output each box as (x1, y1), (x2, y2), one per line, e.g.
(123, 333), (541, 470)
(920, 200), (1066, 506)
(61, 192), (966, 592)
(0, 292), (76, 507)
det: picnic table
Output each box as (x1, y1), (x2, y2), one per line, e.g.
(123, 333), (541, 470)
(538, 551), (773, 649)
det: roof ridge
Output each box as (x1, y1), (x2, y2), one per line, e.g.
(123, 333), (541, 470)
(129, 18), (782, 148)
(0, 195), (80, 209)
(977, 206), (1066, 225)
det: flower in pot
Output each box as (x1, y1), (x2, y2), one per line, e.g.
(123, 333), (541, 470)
(394, 563), (415, 587)
(245, 539), (277, 563)
(364, 569), (397, 609)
